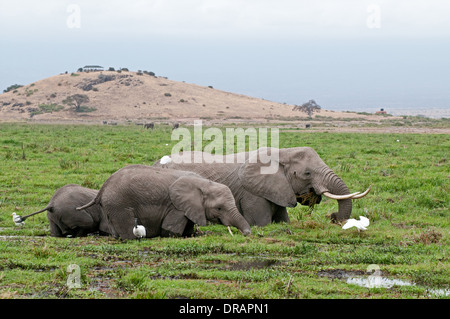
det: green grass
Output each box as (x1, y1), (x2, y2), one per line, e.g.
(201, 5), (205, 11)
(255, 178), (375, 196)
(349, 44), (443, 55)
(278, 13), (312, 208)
(0, 123), (448, 299)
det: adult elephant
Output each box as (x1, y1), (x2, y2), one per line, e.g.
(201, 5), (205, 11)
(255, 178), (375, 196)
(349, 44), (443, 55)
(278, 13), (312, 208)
(14, 184), (110, 237)
(77, 165), (251, 240)
(154, 147), (370, 225)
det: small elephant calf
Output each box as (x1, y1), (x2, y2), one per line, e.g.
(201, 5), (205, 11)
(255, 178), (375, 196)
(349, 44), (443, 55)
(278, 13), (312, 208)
(16, 184), (110, 237)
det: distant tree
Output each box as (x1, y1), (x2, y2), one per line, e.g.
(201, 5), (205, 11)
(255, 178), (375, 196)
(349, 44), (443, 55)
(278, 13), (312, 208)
(108, 67), (115, 71)
(62, 94), (90, 112)
(143, 70), (156, 76)
(292, 99), (321, 119)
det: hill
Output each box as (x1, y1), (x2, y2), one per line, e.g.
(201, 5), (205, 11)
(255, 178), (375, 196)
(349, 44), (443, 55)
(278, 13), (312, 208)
(0, 70), (386, 125)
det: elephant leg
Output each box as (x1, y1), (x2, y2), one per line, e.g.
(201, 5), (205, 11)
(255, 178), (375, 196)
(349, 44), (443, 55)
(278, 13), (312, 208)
(160, 219), (194, 237)
(161, 209), (189, 237)
(182, 220), (195, 237)
(104, 205), (136, 240)
(55, 210), (95, 237)
(98, 217), (112, 236)
(239, 194), (273, 226)
(66, 210), (95, 232)
(49, 220), (64, 237)
(73, 227), (92, 237)
(48, 212), (70, 237)
(100, 209), (119, 238)
(272, 205), (290, 223)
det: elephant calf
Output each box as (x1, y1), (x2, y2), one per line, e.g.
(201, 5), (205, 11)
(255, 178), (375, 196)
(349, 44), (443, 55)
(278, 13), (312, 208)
(77, 165), (252, 240)
(16, 184), (110, 237)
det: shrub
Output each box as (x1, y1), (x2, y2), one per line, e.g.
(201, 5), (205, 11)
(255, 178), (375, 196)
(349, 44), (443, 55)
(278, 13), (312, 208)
(30, 103), (64, 116)
(74, 106), (97, 113)
(25, 88), (37, 97)
(3, 84), (23, 93)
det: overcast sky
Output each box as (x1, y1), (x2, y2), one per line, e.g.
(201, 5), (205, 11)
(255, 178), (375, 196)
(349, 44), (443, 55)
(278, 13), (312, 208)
(1, 0), (449, 114)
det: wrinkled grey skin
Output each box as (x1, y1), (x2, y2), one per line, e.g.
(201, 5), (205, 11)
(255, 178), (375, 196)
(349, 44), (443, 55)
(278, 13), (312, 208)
(154, 147), (354, 225)
(20, 184), (109, 237)
(77, 165), (251, 240)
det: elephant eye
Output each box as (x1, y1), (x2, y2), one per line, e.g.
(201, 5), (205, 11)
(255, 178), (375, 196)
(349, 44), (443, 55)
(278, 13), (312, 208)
(217, 207), (222, 211)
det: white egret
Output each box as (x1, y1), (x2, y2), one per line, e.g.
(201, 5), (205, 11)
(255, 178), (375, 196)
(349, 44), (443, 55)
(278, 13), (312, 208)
(160, 155), (172, 164)
(12, 213), (25, 226)
(342, 216), (370, 232)
(133, 218), (146, 239)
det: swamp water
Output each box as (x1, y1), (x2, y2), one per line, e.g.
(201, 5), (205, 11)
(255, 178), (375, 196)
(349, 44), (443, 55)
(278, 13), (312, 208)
(317, 265), (449, 297)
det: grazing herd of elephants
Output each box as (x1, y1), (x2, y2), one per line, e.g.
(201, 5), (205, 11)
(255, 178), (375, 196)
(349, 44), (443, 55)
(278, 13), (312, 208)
(15, 146), (371, 239)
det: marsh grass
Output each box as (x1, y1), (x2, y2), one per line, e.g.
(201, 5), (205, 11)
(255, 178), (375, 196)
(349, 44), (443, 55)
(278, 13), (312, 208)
(0, 123), (448, 299)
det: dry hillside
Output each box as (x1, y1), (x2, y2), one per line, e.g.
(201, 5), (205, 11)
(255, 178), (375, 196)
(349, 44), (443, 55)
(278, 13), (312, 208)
(0, 70), (380, 124)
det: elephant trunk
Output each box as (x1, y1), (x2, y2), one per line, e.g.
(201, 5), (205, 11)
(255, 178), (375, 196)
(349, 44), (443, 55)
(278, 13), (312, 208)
(222, 208), (252, 236)
(314, 166), (352, 222)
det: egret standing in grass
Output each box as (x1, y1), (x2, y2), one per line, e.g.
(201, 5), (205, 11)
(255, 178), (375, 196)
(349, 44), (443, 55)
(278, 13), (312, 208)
(342, 216), (370, 233)
(12, 213), (25, 226)
(133, 218), (146, 240)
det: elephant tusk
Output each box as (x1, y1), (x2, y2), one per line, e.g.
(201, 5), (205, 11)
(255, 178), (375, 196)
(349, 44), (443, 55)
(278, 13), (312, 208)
(322, 191), (361, 200)
(349, 185), (372, 199)
(322, 185), (372, 200)
(227, 226), (234, 236)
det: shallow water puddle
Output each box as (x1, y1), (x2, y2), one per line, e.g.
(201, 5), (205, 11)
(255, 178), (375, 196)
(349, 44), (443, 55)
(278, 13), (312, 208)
(346, 276), (449, 297)
(318, 268), (449, 297)
(346, 276), (414, 289)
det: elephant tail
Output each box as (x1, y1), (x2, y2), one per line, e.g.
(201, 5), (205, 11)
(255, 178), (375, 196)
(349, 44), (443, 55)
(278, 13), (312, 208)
(76, 199), (96, 211)
(20, 205), (52, 221)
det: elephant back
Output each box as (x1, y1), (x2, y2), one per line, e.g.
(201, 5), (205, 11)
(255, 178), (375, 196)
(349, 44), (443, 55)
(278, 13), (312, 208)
(98, 165), (201, 205)
(51, 184), (98, 212)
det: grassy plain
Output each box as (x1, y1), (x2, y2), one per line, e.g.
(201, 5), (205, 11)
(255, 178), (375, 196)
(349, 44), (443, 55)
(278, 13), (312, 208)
(0, 122), (448, 299)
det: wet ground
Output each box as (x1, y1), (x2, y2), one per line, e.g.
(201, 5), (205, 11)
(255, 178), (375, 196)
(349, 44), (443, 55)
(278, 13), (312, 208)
(317, 268), (449, 297)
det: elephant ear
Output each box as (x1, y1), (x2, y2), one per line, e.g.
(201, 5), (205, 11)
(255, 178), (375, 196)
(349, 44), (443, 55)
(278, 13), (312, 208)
(161, 209), (189, 236)
(238, 148), (297, 207)
(169, 175), (207, 226)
